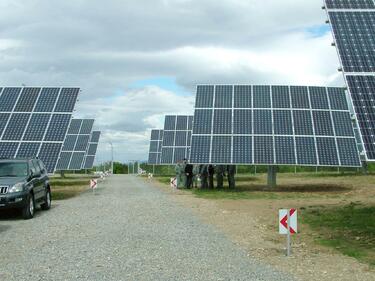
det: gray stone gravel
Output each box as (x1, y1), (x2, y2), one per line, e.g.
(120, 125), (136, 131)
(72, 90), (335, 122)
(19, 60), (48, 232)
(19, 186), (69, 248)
(0, 175), (296, 281)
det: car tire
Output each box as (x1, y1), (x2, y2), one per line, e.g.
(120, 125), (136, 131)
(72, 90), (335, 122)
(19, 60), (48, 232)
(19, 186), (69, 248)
(41, 188), (51, 210)
(22, 193), (35, 220)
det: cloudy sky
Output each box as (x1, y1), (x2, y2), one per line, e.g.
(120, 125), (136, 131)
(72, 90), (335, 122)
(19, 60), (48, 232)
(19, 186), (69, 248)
(0, 0), (343, 163)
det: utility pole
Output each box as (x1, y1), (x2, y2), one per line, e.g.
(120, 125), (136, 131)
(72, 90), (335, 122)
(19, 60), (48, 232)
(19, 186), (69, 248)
(109, 142), (114, 174)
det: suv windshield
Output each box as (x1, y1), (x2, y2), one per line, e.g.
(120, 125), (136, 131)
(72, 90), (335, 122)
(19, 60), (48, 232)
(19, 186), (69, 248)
(0, 162), (29, 177)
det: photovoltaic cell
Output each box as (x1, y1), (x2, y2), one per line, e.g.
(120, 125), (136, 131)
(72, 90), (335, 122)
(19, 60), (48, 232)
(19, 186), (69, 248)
(190, 84), (360, 166)
(83, 131), (101, 169)
(80, 119), (94, 134)
(195, 85), (214, 108)
(0, 87), (79, 172)
(54, 88), (80, 112)
(68, 119), (82, 134)
(62, 135), (78, 151)
(56, 152), (72, 170)
(326, 0), (375, 9)
(69, 152), (85, 170)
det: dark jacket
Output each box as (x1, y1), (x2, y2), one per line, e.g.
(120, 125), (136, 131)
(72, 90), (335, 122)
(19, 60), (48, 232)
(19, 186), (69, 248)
(185, 164), (193, 175)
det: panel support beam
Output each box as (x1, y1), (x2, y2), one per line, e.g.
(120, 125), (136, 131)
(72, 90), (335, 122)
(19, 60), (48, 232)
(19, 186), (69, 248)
(267, 166), (277, 189)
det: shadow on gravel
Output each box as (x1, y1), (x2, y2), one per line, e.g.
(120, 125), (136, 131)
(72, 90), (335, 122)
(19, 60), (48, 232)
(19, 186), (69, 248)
(0, 205), (58, 221)
(0, 224), (11, 233)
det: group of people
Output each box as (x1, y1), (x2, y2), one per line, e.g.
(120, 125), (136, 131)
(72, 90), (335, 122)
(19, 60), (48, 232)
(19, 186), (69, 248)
(175, 159), (236, 189)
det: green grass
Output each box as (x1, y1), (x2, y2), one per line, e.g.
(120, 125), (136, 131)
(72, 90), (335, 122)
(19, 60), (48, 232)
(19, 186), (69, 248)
(303, 204), (375, 266)
(50, 176), (93, 200)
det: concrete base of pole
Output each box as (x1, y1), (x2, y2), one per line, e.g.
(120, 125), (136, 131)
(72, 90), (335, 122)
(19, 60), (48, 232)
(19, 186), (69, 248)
(267, 166), (277, 189)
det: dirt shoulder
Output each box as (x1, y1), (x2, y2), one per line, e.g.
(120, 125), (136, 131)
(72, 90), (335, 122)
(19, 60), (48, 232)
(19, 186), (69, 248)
(147, 174), (375, 281)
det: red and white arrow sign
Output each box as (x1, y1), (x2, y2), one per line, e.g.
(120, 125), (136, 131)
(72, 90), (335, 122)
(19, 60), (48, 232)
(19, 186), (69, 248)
(90, 179), (98, 189)
(170, 177), (177, 189)
(279, 209), (297, 234)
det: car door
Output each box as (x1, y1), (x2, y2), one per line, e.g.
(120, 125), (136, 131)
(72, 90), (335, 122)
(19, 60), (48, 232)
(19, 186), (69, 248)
(31, 160), (43, 200)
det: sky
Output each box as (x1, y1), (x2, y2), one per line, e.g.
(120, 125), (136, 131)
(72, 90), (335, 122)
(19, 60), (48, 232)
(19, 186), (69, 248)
(0, 0), (344, 164)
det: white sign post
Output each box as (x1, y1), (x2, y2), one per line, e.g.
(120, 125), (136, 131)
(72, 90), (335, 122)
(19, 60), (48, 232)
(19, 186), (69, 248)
(279, 209), (297, 256)
(170, 177), (177, 190)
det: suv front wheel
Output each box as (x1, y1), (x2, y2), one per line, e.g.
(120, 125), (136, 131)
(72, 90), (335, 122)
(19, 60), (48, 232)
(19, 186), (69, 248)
(22, 193), (35, 220)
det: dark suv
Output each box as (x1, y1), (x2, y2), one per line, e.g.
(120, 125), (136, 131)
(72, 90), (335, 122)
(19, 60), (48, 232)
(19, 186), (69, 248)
(0, 158), (51, 219)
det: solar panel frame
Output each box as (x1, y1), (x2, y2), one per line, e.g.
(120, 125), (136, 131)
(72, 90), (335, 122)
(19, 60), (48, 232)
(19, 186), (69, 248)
(189, 84), (361, 167)
(82, 130), (101, 169)
(0, 87), (79, 172)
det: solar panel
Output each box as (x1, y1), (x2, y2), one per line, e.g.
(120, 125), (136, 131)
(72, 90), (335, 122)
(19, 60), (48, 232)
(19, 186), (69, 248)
(325, 0), (375, 161)
(148, 129), (164, 164)
(0, 87), (79, 172)
(56, 119), (94, 171)
(82, 131), (101, 169)
(190, 85), (361, 167)
(160, 115), (193, 164)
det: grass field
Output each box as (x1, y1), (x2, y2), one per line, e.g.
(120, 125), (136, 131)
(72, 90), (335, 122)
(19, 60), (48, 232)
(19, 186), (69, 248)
(50, 175), (94, 200)
(154, 172), (375, 266)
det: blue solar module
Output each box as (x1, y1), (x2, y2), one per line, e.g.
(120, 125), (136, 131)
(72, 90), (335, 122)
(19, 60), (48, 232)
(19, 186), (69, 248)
(291, 86), (310, 109)
(293, 111), (314, 135)
(317, 137), (339, 165)
(190, 84), (360, 166)
(160, 115), (193, 164)
(211, 136), (231, 163)
(309, 87), (330, 109)
(254, 136), (274, 164)
(87, 143), (98, 155)
(189, 136), (210, 163)
(233, 136), (252, 163)
(275, 136), (296, 164)
(68, 119), (82, 134)
(38, 143), (63, 173)
(328, 11), (375, 73)
(62, 135), (78, 151)
(2, 114), (31, 141)
(22, 114), (50, 141)
(296, 137), (317, 165)
(83, 156), (95, 169)
(16, 142), (41, 158)
(75, 135), (90, 151)
(233, 110), (252, 134)
(326, 0), (375, 9)
(0, 142), (18, 158)
(254, 110), (272, 134)
(313, 111), (334, 136)
(234, 85), (252, 108)
(69, 152), (85, 170)
(82, 130), (101, 169)
(213, 110), (232, 134)
(80, 119), (94, 134)
(14, 88), (41, 112)
(54, 88), (80, 112)
(337, 138), (362, 166)
(0, 113), (11, 136)
(272, 86), (290, 108)
(274, 110), (293, 135)
(56, 152), (72, 170)
(90, 131), (101, 143)
(195, 85), (214, 108)
(215, 85), (233, 108)
(192, 110), (212, 134)
(253, 86), (271, 108)
(44, 114), (71, 141)
(148, 129), (163, 165)
(0, 88), (22, 111)
(34, 88), (60, 112)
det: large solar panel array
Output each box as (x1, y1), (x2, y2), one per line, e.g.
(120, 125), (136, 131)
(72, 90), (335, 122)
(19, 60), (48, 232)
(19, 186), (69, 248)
(160, 115), (193, 164)
(0, 87), (79, 172)
(189, 85), (361, 167)
(82, 131), (101, 169)
(56, 119), (94, 171)
(325, 0), (375, 161)
(148, 129), (164, 164)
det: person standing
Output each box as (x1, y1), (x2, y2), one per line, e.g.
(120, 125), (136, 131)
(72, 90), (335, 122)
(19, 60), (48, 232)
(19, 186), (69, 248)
(208, 165), (215, 189)
(180, 159), (187, 188)
(193, 165), (200, 188)
(227, 165), (236, 189)
(174, 161), (183, 189)
(199, 165), (208, 189)
(185, 161), (194, 189)
(216, 165), (225, 189)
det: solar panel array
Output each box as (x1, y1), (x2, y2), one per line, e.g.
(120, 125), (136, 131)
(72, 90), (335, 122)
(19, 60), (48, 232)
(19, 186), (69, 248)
(325, 0), (375, 161)
(160, 115), (193, 164)
(56, 119), (94, 171)
(189, 85), (361, 167)
(82, 131), (101, 169)
(148, 130), (163, 164)
(0, 87), (79, 172)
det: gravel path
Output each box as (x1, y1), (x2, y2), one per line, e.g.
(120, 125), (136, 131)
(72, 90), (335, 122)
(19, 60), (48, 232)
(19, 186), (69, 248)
(0, 175), (295, 281)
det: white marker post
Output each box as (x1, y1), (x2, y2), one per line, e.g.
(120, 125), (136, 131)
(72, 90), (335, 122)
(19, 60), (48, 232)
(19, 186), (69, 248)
(279, 209), (297, 257)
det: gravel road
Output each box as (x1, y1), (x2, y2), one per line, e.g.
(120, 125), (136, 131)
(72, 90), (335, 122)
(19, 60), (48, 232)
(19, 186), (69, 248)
(0, 175), (295, 281)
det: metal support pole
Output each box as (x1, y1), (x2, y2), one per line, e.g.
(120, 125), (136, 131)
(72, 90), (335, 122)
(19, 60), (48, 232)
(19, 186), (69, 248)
(153, 165), (155, 175)
(287, 210), (291, 256)
(267, 166), (277, 189)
